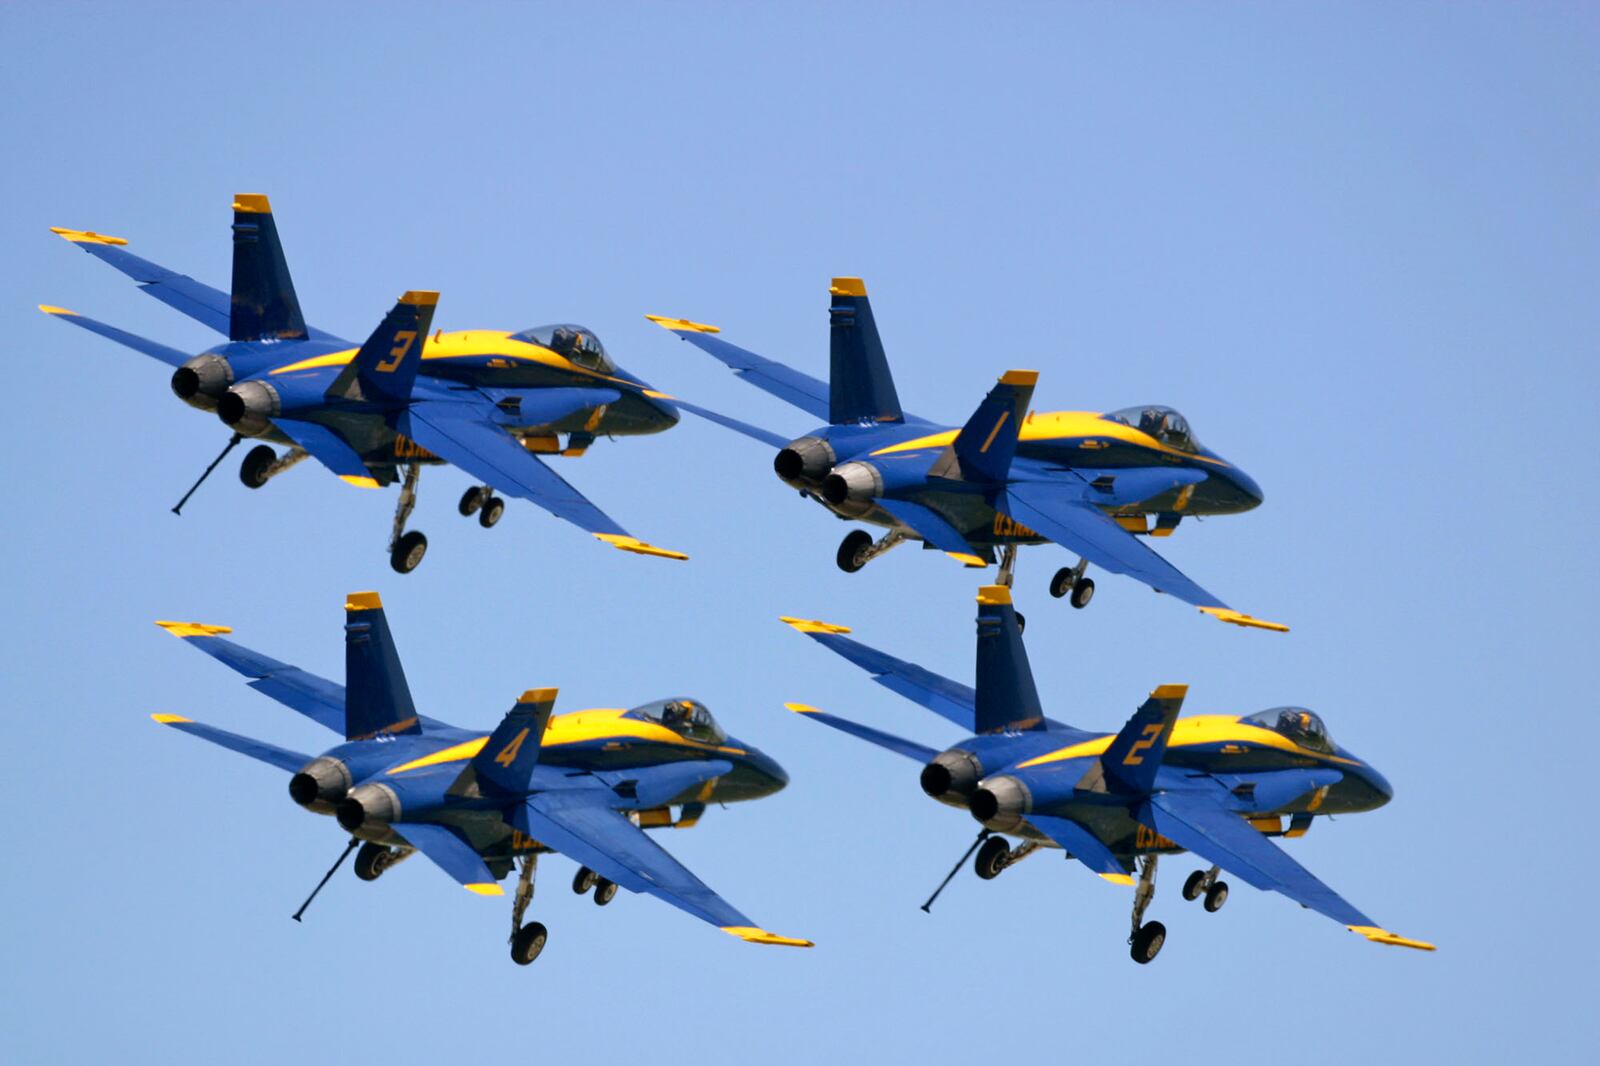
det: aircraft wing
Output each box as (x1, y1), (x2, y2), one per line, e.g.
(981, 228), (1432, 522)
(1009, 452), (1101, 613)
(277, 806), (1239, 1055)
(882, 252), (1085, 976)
(779, 617), (977, 730)
(1000, 481), (1287, 632)
(646, 315), (831, 421)
(149, 713), (312, 772)
(513, 792), (811, 946)
(1140, 793), (1434, 950)
(1027, 813), (1136, 883)
(400, 401), (688, 560)
(785, 703), (940, 762)
(154, 621), (345, 733)
(390, 822), (504, 896)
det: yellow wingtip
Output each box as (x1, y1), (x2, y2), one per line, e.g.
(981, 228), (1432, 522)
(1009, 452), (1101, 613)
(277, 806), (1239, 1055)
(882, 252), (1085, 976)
(1099, 873), (1136, 886)
(518, 687), (558, 704)
(829, 276), (868, 297)
(151, 713), (192, 725)
(464, 883), (505, 897)
(784, 702), (822, 715)
(38, 304), (78, 316)
(231, 193), (272, 214)
(946, 552), (987, 568)
(1347, 925), (1436, 951)
(778, 616), (852, 635)
(153, 620), (233, 638)
(400, 290), (440, 307)
(644, 313), (721, 335)
(1198, 607), (1290, 633)
(345, 591), (382, 611)
(999, 369), (1039, 387)
(593, 533), (690, 561)
(338, 475), (381, 489)
(976, 584), (1013, 606)
(721, 925), (814, 948)
(51, 226), (128, 246)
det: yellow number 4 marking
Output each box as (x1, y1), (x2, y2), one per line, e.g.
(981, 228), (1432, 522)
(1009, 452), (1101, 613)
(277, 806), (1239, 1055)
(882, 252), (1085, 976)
(1122, 723), (1163, 766)
(375, 330), (416, 373)
(494, 727), (530, 767)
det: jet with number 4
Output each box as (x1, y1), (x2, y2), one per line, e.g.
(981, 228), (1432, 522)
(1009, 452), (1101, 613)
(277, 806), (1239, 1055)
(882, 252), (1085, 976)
(779, 584), (1431, 963)
(43, 194), (691, 572)
(650, 278), (1284, 631)
(149, 590), (808, 965)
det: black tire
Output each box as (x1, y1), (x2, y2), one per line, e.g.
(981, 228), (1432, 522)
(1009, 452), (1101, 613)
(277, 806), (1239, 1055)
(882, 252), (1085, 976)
(1049, 567), (1074, 599)
(974, 836), (1011, 880)
(572, 867), (598, 895)
(1014, 611), (1026, 635)
(1130, 920), (1166, 964)
(593, 878), (618, 906)
(836, 530), (874, 573)
(390, 530), (428, 574)
(1182, 870), (1207, 901)
(478, 496), (505, 529)
(1070, 578), (1096, 609)
(239, 445), (276, 489)
(510, 921), (548, 965)
(1204, 881), (1229, 913)
(458, 486), (485, 516)
(354, 843), (390, 882)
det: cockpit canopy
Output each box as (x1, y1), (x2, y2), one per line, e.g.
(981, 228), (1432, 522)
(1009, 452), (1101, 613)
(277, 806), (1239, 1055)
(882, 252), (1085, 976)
(512, 323), (615, 374)
(627, 698), (726, 744)
(1102, 405), (1199, 453)
(1244, 707), (1333, 753)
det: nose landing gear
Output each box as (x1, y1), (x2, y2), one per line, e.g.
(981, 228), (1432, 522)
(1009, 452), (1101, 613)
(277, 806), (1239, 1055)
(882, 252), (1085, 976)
(1049, 558), (1094, 608)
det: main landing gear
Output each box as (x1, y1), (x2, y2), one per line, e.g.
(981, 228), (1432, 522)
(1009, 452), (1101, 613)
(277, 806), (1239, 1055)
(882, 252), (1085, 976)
(1182, 864), (1229, 913)
(572, 865), (618, 906)
(1128, 855), (1166, 964)
(353, 842), (413, 882)
(974, 836), (1039, 880)
(388, 462), (427, 574)
(836, 528), (907, 573)
(240, 444), (309, 490)
(509, 854), (548, 965)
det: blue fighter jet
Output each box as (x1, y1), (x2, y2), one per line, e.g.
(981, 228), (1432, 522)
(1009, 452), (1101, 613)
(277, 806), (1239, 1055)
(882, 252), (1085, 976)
(43, 195), (690, 572)
(780, 585), (1431, 963)
(150, 591), (809, 964)
(650, 278), (1284, 630)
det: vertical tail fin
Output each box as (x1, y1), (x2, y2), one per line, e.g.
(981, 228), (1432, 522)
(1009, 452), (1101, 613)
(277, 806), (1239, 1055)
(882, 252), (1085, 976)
(343, 592), (422, 741)
(973, 585), (1045, 733)
(1101, 685), (1188, 794)
(828, 277), (904, 424)
(325, 291), (438, 405)
(467, 689), (558, 796)
(230, 194), (308, 341)
(943, 371), (1037, 483)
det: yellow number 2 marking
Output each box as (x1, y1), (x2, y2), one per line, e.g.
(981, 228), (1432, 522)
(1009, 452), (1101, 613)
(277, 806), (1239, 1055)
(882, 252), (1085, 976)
(1122, 723), (1163, 766)
(493, 727), (530, 767)
(375, 330), (416, 373)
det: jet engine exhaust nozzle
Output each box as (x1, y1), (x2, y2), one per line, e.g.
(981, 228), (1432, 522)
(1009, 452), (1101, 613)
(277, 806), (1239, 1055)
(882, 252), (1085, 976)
(288, 755), (354, 813)
(821, 461), (882, 516)
(336, 782), (400, 832)
(969, 775), (1029, 832)
(774, 436), (837, 485)
(170, 354), (234, 411)
(921, 749), (982, 803)
(217, 379), (280, 437)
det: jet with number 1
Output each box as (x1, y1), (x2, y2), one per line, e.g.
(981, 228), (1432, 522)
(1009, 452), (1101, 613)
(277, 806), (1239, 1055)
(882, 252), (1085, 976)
(43, 194), (691, 572)
(150, 591), (807, 965)
(651, 278), (1284, 630)
(779, 584), (1431, 963)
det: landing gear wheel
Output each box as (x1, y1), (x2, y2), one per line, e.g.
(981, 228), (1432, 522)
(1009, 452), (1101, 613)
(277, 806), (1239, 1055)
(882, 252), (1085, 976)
(1182, 870), (1207, 901)
(1204, 881), (1229, 913)
(354, 843), (393, 882)
(1070, 578), (1095, 609)
(572, 867), (598, 895)
(240, 445), (277, 489)
(458, 486), (486, 516)
(974, 836), (1011, 880)
(510, 921), (548, 965)
(1049, 567), (1074, 599)
(1130, 920), (1166, 964)
(836, 530), (874, 573)
(593, 878), (618, 906)
(1014, 612), (1026, 634)
(390, 530), (428, 574)
(478, 496), (505, 529)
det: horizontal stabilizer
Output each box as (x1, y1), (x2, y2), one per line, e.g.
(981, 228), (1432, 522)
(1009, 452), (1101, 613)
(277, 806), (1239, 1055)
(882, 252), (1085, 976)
(154, 620), (345, 733)
(1027, 813), (1133, 881)
(647, 313), (831, 421)
(875, 497), (982, 562)
(1101, 684), (1187, 794)
(343, 592), (423, 741)
(38, 306), (191, 367)
(272, 418), (378, 486)
(230, 194), (307, 341)
(949, 370), (1037, 482)
(828, 277), (903, 425)
(391, 821), (503, 896)
(150, 713), (311, 772)
(467, 688), (557, 796)
(326, 291), (438, 405)
(785, 703), (939, 762)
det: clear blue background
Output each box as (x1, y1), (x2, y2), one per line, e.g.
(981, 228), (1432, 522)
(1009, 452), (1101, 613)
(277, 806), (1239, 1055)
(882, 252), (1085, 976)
(2, 2), (1594, 1061)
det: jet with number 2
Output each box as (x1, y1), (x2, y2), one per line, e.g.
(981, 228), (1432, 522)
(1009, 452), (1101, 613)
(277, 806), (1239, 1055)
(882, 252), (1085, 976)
(150, 591), (808, 965)
(651, 278), (1284, 630)
(779, 584), (1431, 963)
(43, 194), (690, 573)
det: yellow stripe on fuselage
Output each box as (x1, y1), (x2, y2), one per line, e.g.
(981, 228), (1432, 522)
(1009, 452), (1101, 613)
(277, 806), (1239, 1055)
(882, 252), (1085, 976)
(1016, 715), (1362, 769)
(269, 331), (643, 393)
(385, 708), (745, 775)
(869, 411), (1229, 468)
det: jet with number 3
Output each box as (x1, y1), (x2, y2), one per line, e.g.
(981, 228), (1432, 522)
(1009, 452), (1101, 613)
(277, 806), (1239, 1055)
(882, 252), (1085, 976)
(150, 591), (808, 965)
(779, 584), (1431, 963)
(43, 194), (691, 572)
(650, 278), (1284, 630)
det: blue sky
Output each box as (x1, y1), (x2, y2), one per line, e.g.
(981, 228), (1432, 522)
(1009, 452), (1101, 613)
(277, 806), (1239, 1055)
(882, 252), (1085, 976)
(2, 2), (1595, 1062)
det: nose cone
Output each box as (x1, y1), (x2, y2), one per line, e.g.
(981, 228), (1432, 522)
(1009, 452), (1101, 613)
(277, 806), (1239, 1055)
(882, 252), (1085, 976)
(1226, 465), (1265, 511)
(743, 747), (789, 796)
(646, 393), (682, 430)
(1363, 764), (1394, 807)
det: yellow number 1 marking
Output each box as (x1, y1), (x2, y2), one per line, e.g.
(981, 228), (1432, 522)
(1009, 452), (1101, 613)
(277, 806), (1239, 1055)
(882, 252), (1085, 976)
(494, 727), (530, 767)
(1122, 723), (1163, 766)
(376, 330), (416, 373)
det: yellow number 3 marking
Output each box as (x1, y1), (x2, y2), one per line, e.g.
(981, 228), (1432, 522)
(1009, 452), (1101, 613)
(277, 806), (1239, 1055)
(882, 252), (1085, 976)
(1122, 723), (1163, 766)
(376, 330), (416, 373)
(494, 727), (530, 767)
